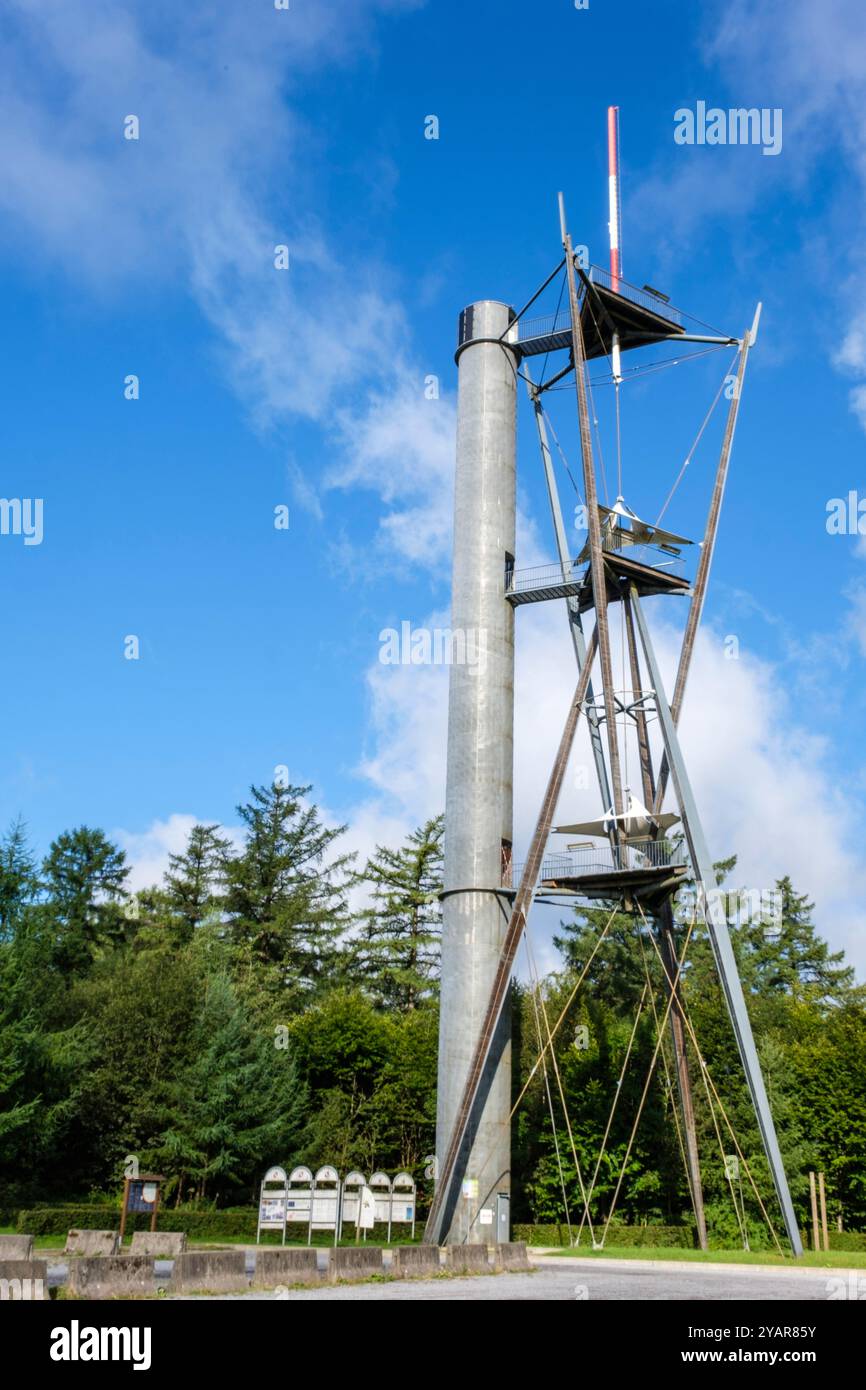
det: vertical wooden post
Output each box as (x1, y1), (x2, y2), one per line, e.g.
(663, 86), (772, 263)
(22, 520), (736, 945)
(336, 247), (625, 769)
(818, 1172), (829, 1252)
(120, 1177), (130, 1240)
(151, 1180), (161, 1234)
(809, 1171), (820, 1251)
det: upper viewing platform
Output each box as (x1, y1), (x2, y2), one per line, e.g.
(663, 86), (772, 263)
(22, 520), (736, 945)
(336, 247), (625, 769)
(515, 265), (685, 361)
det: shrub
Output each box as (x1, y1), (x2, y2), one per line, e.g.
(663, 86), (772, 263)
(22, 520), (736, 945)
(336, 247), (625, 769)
(17, 1205), (258, 1240)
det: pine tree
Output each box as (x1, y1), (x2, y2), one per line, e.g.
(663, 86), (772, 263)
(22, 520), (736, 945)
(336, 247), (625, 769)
(0, 818), (39, 942)
(354, 815), (444, 1011)
(223, 782), (352, 991)
(41, 827), (130, 973)
(164, 823), (231, 939)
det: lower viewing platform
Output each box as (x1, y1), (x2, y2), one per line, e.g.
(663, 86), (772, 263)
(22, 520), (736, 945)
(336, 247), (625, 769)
(506, 547), (690, 610)
(515, 839), (690, 910)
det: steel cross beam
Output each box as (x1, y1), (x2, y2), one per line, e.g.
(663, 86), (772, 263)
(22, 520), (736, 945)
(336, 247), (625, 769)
(423, 627), (599, 1246)
(523, 366), (612, 815)
(531, 358), (577, 396)
(564, 235), (624, 826)
(631, 585), (803, 1256)
(654, 311), (759, 815)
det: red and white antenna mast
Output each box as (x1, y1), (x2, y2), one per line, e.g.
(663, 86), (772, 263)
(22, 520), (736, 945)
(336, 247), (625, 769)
(607, 104), (622, 289)
(607, 105), (623, 385)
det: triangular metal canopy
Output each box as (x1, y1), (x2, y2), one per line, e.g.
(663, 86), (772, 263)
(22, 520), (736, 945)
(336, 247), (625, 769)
(577, 495), (693, 564)
(555, 787), (680, 841)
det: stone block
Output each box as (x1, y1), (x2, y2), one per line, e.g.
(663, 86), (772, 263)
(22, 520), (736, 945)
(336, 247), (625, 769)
(0, 1259), (48, 1300)
(129, 1231), (187, 1258)
(170, 1250), (248, 1295)
(67, 1256), (155, 1299)
(254, 1247), (321, 1288)
(65, 1230), (120, 1258)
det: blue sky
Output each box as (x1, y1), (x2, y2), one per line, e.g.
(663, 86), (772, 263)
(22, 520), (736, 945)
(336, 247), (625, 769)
(1, 0), (865, 972)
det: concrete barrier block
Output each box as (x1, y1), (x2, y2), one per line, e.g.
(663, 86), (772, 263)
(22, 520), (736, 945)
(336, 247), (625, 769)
(65, 1229), (120, 1258)
(494, 1241), (530, 1271)
(0, 1259), (48, 1300)
(67, 1255), (155, 1299)
(254, 1247), (321, 1288)
(392, 1245), (441, 1279)
(331, 1246), (384, 1282)
(129, 1231), (187, 1258)
(444, 1244), (492, 1275)
(171, 1250), (248, 1294)
(0, 1234), (34, 1260)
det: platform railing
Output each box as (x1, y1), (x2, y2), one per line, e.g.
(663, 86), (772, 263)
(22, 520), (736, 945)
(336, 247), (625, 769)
(516, 308), (572, 344)
(598, 538), (686, 574)
(587, 265), (683, 325)
(506, 543), (684, 598)
(506, 559), (586, 595)
(516, 267), (682, 347)
(515, 838), (688, 884)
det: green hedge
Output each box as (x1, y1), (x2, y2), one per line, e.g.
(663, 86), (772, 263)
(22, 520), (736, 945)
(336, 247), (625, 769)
(800, 1230), (866, 1253)
(17, 1206), (259, 1240)
(514, 1222), (695, 1249)
(516, 1222), (866, 1253)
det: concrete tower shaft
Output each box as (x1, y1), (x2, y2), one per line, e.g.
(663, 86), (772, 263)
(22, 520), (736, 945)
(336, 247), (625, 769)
(436, 300), (517, 1244)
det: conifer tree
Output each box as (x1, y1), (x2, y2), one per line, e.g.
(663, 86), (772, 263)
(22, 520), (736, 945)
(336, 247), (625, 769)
(223, 781), (352, 991)
(354, 815), (444, 1011)
(164, 823), (231, 938)
(153, 972), (307, 1202)
(41, 827), (129, 972)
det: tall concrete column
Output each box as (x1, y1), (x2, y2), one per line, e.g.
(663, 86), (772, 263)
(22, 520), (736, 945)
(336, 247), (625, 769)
(436, 300), (517, 1244)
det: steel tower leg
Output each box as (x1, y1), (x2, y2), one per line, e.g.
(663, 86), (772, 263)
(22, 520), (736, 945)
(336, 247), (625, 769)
(657, 901), (709, 1250)
(631, 587), (803, 1256)
(436, 300), (517, 1244)
(654, 317), (756, 815)
(623, 594), (708, 1249)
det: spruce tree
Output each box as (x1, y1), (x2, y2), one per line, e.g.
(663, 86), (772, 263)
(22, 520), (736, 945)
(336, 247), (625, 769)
(164, 823), (231, 939)
(0, 818), (39, 942)
(153, 971), (307, 1202)
(223, 781), (352, 991)
(41, 827), (130, 973)
(354, 815), (444, 1011)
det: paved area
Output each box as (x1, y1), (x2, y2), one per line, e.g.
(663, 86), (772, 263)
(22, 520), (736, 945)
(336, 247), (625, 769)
(165, 1255), (849, 1301)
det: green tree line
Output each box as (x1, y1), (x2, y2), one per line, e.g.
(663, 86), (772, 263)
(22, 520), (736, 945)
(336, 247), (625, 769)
(0, 781), (863, 1244)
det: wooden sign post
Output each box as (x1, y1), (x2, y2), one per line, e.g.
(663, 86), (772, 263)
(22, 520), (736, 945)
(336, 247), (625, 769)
(120, 1174), (164, 1239)
(808, 1171), (820, 1252)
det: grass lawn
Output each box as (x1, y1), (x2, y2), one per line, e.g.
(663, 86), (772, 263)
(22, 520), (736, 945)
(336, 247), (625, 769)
(539, 1245), (866, 1269)
(0, 1224), (422, 1254)
(0, 1227), (66, 1252)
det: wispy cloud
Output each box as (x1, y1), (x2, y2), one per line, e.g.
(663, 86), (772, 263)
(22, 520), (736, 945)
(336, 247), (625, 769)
(0, 0), (422, 474)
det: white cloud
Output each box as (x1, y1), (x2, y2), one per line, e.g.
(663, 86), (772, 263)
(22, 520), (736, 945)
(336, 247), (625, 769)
(114, 814), (197, 892)
(327, 377), (457, 571)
